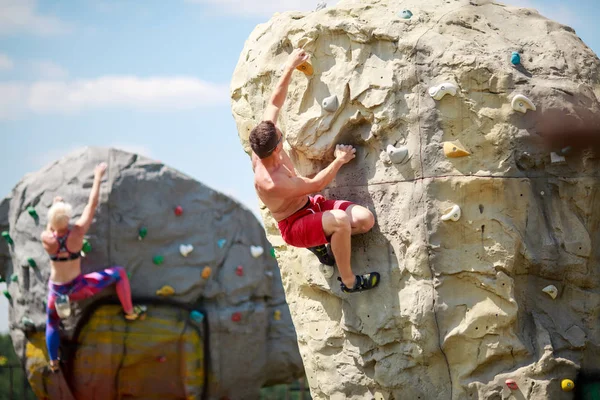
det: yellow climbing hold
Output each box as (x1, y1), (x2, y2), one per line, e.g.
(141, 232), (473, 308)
(156, 285), (175, 297)
(0, 356), (7, 366)
(296, 61), (313, 76)
(201, 266), (212, 279)
(274, 310), (281, 321)
(443, 141), (471, 158)
(561, 379), (574, 392)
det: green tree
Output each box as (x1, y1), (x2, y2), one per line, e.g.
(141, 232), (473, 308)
(0, 334), (35, 400)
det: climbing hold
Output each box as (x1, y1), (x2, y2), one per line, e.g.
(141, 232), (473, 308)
(274, 310), (281, 321)
(270, 248), (276, 258)
(156, 285), (175, 296)
(0, 356), (7, 366)
(179, 244), (194, 257)
(443, 141), (471, 158)
(138, 227), (148, 240)
(561, 379), (575, 392)
(511, 94), (536, 114)
(560, 146), (573, 156)
(319, 264), (334, 279)
(1, 231), (13, 245)
(201, 266), (212, 279)
(251, 246), (264, 258)
(550, 152), (566, 164)
(22, 317), (35, 329)
(441, 205), (461, 222)
(506, 379), (519, 390)
(174, 206), (183, 216)
(152, 255), (164, 265)
(429, 82), (458, 100)
(10, 274), (17, 283)
(217, 239), (227, 248)
(3, 290), (11, 301)
(542, 285), (558, 299)
(386, 144), (409, 164)
(398, 9), (413, 19)
(157, 356), (167, 363)
(511, 51), (521, 65)
(265, 271), (274, 278)
(27, 258), (37, 268)
(27, 206), (38, 219)
(231, 312), (242, 322)
(81, 239), (92, 257)
(322, 95), (339, 112)
(315, 1), (326, 11)
(190, 310), (204, 323)
(236, 266), (244, 276)
(296, 61), (314, 76)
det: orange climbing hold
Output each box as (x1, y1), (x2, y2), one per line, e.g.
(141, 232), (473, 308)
(201, 266), (212, 279)
(443, 141), (471, 158)
(296, 61), (313, 76)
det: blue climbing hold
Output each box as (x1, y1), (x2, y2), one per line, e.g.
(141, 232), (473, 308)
(190, 310), (204, 323)
(217, 239), (227, 248)
(511, 51), (521, 65)
(399, 9), (413, 19)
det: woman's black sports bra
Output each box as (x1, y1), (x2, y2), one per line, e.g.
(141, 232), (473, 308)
(50, 230), (81, 262)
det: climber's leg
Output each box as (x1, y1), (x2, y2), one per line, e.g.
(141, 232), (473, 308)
(322, 209), (355, 287)
(344, 204), (375, 235)
(45, 293), (62, 372)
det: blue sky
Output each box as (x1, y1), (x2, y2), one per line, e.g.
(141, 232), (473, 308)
(0, 0), (598, 333)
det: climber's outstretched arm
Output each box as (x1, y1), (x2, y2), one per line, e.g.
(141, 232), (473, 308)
(74, 162), (107, 234)
(263, 48), (309, 124)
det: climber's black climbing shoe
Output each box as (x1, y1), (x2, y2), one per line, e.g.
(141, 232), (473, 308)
(338, 272), (381, 294)
(125, 304), (147, 321)
(307, 244), (336, 266)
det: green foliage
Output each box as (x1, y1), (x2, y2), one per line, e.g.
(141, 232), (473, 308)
(260, 379), (311, 400)
(0, 334), (35, 400)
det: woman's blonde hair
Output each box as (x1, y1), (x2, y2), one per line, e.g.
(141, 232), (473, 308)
(47, 201), (73, 230)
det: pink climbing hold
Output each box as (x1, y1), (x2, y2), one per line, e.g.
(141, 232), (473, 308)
(236, 266), (244, 276)
(506, 379), (518, 390)
(174, 206), (183, 216)
(231, 312), (242, 322)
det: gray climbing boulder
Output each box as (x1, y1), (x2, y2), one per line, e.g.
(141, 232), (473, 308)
(0, 147), (303, 399)
(231, 0), (600, 399)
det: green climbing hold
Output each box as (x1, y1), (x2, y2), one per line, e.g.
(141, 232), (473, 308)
(1, 231), (13, 245)
(3, 290), (11, 301)
(22, 317), (35, 328)
(10, 274), (17, 283)
(138, 227), (148, 240)
(27, 206), (38, 219)
(270, 248), (276, 258)
(82, 239), (92, 254)
(27, 258), (37, 268)
(153, 255), (164, 265)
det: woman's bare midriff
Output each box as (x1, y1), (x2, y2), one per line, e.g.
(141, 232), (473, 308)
(50, 259), (82, 284)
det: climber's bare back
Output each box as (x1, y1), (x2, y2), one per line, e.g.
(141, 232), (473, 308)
(252, 151), (309, 222)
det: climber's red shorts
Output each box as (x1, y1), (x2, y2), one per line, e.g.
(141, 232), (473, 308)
(277, 195), (354, 248)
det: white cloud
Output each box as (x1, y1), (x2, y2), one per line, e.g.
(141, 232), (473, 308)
(0, 0), (69, 36)
(0, 54), (13, 71)
(30, 60), (69, 79)
(0, 76), (229, 119)
(185, 0), (318, 16)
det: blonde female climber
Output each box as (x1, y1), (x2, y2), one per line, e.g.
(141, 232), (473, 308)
(41, 162), (145, 373)
(249, 49), (380, 294)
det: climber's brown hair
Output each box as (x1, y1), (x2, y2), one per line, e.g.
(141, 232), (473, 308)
(249, 121), (282, 159)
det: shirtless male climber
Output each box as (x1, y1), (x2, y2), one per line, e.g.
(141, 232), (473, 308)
(250, 48), (380, 293)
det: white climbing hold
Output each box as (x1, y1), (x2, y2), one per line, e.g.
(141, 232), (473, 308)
(322, 95), (339, 112)
(543, 285), (558, 299)
(386, 144), (409, 164)
(511, 94), (536, 114)
(179, 244), (194, 257)
(315, 1), (326, 11)
(251, 245), (264, 258)
(429, 82), (458, 100)
(319, 264), (334, 279)
(441, 205), (461, 222)
(550, 152), (566, 164)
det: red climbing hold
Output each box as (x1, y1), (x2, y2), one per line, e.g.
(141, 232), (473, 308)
(236, 266), (244, 276)
(174, 206), (183, 216)
(231, 312), (242, 322)
(506, 379), (518, 390)
(157, 356), (167, 363)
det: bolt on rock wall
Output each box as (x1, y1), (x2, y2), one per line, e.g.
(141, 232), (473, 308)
(0, 147), (303, 399)
(230, 0), (600, 399)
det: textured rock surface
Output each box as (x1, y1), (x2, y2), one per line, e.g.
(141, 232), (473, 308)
(231, 0), (600, 399)
(0, 147), (303, 399)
